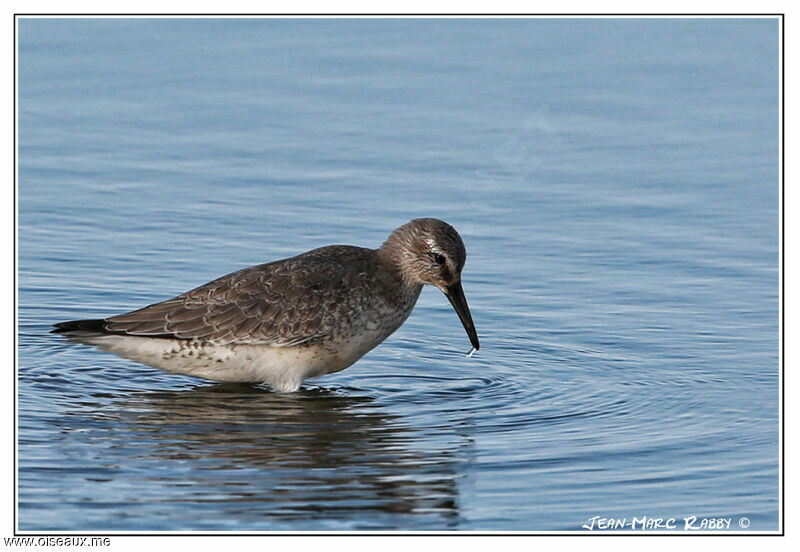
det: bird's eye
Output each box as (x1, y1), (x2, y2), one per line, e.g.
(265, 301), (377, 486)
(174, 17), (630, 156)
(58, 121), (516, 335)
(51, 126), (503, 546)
(430, 252), (446, 265)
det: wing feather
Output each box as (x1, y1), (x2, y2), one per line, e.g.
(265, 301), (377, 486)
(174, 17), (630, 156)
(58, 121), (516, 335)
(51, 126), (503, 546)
(95, 246), (379, 346)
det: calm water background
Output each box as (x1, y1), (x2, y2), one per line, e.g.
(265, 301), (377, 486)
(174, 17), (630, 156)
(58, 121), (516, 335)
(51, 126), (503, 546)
(17, 17), (779, 531)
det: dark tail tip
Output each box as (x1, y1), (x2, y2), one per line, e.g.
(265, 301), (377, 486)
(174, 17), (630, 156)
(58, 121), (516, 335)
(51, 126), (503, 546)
(51, 319), (109, 334)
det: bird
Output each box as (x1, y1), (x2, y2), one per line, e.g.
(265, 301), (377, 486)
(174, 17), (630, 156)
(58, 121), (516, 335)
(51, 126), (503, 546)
(52, 218), (480, 392)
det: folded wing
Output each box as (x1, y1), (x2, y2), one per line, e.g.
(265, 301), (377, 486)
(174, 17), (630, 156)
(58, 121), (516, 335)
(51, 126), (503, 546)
(57, 248), (372, 347)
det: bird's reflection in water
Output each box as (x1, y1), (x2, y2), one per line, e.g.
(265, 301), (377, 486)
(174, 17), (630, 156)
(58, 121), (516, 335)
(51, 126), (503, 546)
(97, 383), (461, 529)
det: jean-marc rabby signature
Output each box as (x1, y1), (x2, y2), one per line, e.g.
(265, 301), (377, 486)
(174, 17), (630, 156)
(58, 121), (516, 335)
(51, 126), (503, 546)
(582, 515), (741, 531)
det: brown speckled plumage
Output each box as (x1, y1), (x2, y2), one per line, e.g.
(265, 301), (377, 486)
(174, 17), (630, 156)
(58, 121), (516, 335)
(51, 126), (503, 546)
(53, 218), (479, 392)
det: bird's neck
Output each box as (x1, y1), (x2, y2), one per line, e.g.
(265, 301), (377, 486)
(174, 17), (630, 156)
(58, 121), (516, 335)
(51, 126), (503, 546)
(375, 241), (421, 290)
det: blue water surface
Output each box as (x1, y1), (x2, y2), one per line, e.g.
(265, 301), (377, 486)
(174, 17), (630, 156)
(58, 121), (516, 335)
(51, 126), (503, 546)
(17, 17), (779, 532)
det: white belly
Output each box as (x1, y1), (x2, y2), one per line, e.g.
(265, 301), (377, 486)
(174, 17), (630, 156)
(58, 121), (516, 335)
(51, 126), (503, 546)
(74, 327), (394, 392)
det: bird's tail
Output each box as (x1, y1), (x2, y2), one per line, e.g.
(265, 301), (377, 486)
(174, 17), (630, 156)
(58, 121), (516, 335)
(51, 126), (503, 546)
(51, 319), (110, 335)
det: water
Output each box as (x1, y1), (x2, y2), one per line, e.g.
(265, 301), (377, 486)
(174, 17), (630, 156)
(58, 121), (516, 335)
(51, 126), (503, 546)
(17, 17), (779, 532)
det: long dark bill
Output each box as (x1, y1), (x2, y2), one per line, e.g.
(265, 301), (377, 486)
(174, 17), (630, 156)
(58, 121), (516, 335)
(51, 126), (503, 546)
(444, 281), (480, 351)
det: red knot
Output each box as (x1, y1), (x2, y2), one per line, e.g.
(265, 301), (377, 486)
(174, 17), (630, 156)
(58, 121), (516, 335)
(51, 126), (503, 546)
(53, 218), (480, 392)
